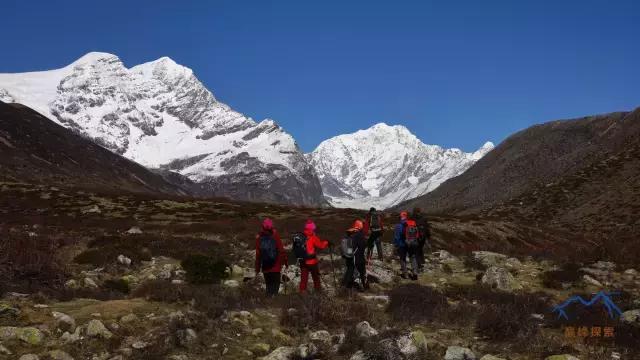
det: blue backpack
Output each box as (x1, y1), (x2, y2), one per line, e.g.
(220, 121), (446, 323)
(259, 233), (278, 270)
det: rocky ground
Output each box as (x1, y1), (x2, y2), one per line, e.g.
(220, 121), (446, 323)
(1, 182), (639, 360)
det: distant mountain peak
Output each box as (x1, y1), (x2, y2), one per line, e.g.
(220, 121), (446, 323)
(308, 123), (492, 209)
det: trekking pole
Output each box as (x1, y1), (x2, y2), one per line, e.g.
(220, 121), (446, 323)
(328, 242), (339, 291)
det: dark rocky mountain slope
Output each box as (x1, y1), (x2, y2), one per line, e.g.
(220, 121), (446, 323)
(0, 101), (191, 196)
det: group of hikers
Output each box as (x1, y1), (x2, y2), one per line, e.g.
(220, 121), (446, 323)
(254, 207), (431, 296)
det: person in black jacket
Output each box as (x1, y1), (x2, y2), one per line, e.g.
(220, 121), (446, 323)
(342, 219), (368, 290)
(411, 207), (431, 273)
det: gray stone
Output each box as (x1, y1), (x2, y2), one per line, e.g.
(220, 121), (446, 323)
(296, 343), (318, 358)
(621, 309), (640, 326)
(47, 350), (75, 360)
(17, 327), (45, 345)
(472, 251), (508, 267)
(119, 313), (139, 324)
(83, 277), (99, 288)
(309, 330), (332, 344)
(397, 334), (417, 355)
(60, 326), (82, 343)
(262, 346), (296, 360)
(355, 321), (379, 337)
(582, 274), (603, 287)
(545, 355), (581, 360)
(117, 254), (132, 266)
(0, 344), (12, 355)
(52, 311), (76, 332)
(481, 266), (521, 291)
(125, 227), (143, 235)
(86, 319), (113, 339)
(177, 328), (198, 348)
(480, 355), (507, 360)
(445, 346), (477, 360)
(223, 279), (240, 288)
(19, 355), (39, 360)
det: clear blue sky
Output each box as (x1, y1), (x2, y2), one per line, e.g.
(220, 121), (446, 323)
(2, 0), (639, 152)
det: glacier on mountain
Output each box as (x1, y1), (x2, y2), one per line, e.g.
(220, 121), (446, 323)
(307, 123), (494, 209)
(0, 52), (325, 205)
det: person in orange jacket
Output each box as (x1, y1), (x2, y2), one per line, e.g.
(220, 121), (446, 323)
(299, 219), (329, 293)
(255, 218), (288, 296)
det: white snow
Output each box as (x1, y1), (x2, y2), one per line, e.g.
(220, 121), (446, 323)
(308, 123), (494, 209)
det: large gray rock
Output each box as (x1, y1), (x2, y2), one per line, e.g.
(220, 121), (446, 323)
(355, 321), (379, 338)
(309, 330), (332, 344)
(262, 346), (296, 360)
(621, 309), (640, 326)
(472, 251), (508, 267)
(52, 311), (76, 332)
(445, 346), (477, 360)
(86, 319), (113, 339)
(481, 266), (520, 291)
(19, 355), (40, 360)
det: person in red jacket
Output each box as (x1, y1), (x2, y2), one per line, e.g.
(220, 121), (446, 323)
(299, 219), (329, 293)
(255, 218), (288, 296)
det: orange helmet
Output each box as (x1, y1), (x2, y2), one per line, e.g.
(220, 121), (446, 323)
(350, 219), (364, 231)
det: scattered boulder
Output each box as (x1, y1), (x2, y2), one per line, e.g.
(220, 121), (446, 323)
(82, 205), (101, 214)
(397, 334), (417, 355)
(60, 327), (82, 344)
(0, 343), (12, 355)
(505, 257), (523, 270)
(309, 330), (332, 344)
(86, 319), (113, 339)
(437, 249), (458, 262)
(350, 351), (367, 360)
(125, 227), (143, 235)
(19, 355), (39, 360)
(472, 251), (507, 267)
(119, 313), (139, 324)
(223, 280), (240, 288)
(296, 343), (318, 358)
(64, 279), (79, 289)
(47, 350), (75, 360)
(83, 277), (99, 289)
(582, 275), (603, 288)
(621, 309), (640, 326)
(17, 327), (44, 345)
(176, 328), (198, 348)
(480, 355), (507, 360)
(0, 303), (20, 318)
(374, 339), (403, 360)
(117, 254), (132, 266)
(262, 346), (296, 360)
(52, 311), (76, 332)
(250, 343), (271, 356)
(355, 321), (379, 338)
(445, 346), (477, 360)
(481, 266), (520, 291)
(545, 355), (581, 360)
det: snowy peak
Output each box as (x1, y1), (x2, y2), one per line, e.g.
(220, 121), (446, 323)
(0, 52), (326, 206)
(308, 123), (493, 209)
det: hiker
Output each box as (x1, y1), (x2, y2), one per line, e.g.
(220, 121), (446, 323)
(293, 219), (329, 293)
(393, 211), (419, 280)
(364, 207), (384, 261)
(341, 219), (368, 290)
(411, 207), (431, 273)
(255, 218), (288, 296)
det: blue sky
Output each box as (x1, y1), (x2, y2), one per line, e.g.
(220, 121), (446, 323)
(2, 0), (639, 152)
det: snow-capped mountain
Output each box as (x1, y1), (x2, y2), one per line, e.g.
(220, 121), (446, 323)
(0, 52), (325, 206)
(307, 123), (494, 209)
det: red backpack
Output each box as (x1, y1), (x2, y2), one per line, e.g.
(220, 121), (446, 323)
(404, 220), (420, 248)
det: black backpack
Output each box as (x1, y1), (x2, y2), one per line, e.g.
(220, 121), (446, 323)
(292, 232), (314, 261)
(341, 235), (355, 258)
(369, 213), (382, 232)
(259, 233), (278, 270)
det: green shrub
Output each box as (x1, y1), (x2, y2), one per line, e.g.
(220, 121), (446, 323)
(104, 278), (130, 294)
(181, 255), (229, 284)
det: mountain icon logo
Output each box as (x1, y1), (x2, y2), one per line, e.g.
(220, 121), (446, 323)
(552, 291), (623, 320)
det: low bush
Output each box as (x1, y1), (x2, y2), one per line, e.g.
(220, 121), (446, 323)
(281, 293), (376, 331)
(541, 262), (582, 289)
(103, 278), (131, 294)
(387, 284), (449, 323)
(181, 254), (229, 284)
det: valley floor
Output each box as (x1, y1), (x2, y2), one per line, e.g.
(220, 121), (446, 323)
(1, 182), (639, 360)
